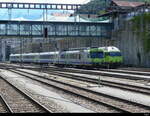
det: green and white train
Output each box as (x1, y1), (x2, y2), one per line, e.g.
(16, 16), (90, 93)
(10, 46), (123, 68)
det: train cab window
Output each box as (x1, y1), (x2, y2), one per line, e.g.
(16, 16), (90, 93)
(109, 52), (121, 57)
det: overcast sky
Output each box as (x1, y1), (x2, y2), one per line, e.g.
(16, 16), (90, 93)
(0, 0), (91, 4)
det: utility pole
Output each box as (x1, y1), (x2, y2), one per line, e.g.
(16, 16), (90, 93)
(8, 8), (12, 21)
(20, 38), (23, 67)
(8, 2), (12, 21)
(2, 40), (6, 62)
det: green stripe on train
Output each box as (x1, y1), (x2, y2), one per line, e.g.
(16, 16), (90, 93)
(105, 56), (123, 63)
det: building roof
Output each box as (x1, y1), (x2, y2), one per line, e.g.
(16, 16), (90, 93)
(111, 0), (145, 8)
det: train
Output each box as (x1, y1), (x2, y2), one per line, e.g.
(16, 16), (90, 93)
(9, 46), (123, 68)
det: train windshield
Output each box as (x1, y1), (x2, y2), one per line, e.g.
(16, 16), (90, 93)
(90, 52), (104, 58)
(109, 52), (121, 57)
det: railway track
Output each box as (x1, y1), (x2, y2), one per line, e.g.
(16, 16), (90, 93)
(1, 63), (150, 95)
(96, 68), (150, 76)
(0, 75), (52, 113)
(0, 94), (13, 113)
(41, 70), (150, 95)
(1, 63), (150, 80)
(7, 69), (150, 113)
(45, 67), (150, 81)
(119, 67), (150, 73)
(1, 62), (150, 75)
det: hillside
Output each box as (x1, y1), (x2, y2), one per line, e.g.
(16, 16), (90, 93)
(77, 0), (150, 15)
(117, 0), (150, 2)
(76, 0), (109, 15)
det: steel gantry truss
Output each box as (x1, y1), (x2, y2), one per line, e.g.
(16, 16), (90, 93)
(0, 2), (114, 38)
(0, 20), (113, 38)
(0, 2), (82, 10)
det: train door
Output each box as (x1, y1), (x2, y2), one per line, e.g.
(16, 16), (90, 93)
(79, 50), (85, 66)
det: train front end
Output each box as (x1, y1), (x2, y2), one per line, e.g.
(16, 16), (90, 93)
(89, 46), (123, 68)
(104, 47), (123, 68)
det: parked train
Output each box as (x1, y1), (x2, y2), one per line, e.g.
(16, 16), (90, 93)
(10, 46), (123, 68)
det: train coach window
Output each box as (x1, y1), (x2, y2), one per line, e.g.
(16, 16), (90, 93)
(26, 56), (30, 59)
(28, 56), (32, 59)
(29, 55), (36, 59)
(61, 54), (65, 59)
(90, 52), (103, 58)
(50, 55), (56, 59)
(69, 54), (73, 59)
(49, 55), (53, 59)
(87, 54), (89, 58)
(40, 55), (50, 59)
(79, 54), (81, 59)
(73, 54), (77, 59)
(69, 53), (79, 59)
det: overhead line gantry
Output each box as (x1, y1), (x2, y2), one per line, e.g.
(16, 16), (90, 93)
(0, 1), (113, 38)
(0, 2), (82, 10)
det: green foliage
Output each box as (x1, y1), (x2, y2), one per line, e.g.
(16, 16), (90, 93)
(131, 13), (150, 53)
(98, 10), (107, 15)
(118, 0), (150, 1)
(77, 0), (150, 15)
(76, 0), (109, 14)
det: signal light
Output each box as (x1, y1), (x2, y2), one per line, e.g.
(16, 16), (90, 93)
(44, 27), (48, 38)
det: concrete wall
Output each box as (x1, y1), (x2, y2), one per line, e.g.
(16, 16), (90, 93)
(112, 21), (150, 68)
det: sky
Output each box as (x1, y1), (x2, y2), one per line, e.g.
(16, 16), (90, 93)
(0, 0), (91, 21)
(0, 0), (91, 4)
